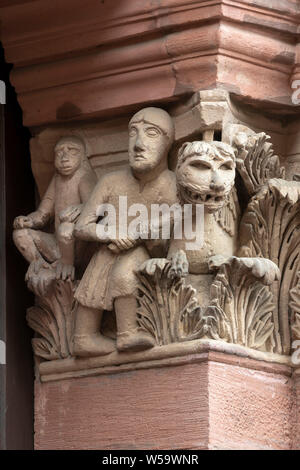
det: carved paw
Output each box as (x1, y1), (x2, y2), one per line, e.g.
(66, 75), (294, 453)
(168, 250), (189, 279)
(208, 255), (280, 285)
(268, 178), (300, 205)
(139, 258), (169, 276)
(240, 257), (280, 285)
(208, 255), (231, 271)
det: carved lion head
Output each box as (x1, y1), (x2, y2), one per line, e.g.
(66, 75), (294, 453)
(176, 141), (236, 213)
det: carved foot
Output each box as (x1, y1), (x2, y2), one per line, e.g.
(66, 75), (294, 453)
(26, 259), (56, 296)
(73, 333), (116, 357)
(116, 330), (155, 352)
(53, 260), (75, 281)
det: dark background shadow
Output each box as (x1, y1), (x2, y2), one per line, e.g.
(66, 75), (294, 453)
(0, 43), (35, 450)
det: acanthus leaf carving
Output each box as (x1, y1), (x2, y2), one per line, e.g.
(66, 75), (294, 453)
(239, 178), (300, 354)
(136, 261), (202, 345)
(136, 255), (279, 354)
(233, 130), (285, 196)
(27, 280), (77, 361)
(290, 272), (300, 342)
(199, 256), (278, 352)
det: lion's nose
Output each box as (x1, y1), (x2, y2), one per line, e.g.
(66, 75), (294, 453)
(210, 183), (225, 192)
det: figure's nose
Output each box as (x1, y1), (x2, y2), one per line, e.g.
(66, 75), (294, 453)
(210, 172), (225, 192)
(134, 134), (145, 151)
(61, 151), (69, 161)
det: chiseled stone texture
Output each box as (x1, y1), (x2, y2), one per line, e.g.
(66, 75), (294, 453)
(208, 358), (294, 450)
(293, 370), (300, 450)
(35, 362), (209, 450)
(34, 357), (295, 450)
(1, 0), (299, 127)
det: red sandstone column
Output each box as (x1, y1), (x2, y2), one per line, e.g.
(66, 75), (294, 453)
(294, 369), (300, 450)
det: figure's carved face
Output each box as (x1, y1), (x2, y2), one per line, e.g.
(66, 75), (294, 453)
(176, 141), (236, 213)
(128, 108), (174, 174)
(54, 140), (84, 176)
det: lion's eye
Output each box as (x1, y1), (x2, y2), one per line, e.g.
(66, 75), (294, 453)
(190, 161), (211, 170)
(220, 162), (233, 170)
(145, 127), (161, 137)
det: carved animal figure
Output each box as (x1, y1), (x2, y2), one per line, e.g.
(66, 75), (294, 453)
(141, 139), (279, 306)
(13, 135), (97, 296)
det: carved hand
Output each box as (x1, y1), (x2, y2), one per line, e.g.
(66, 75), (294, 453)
(14, 211), (46, 229)
(108, 237), (138, 254)
(13, 215), (34, 229)
(59, 204), (83, 223)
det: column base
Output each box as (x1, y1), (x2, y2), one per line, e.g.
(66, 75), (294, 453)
(34, 342), (295, 450)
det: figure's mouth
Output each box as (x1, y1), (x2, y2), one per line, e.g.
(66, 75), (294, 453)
(134, 153), (146, 161)
(181, 186), (225, 204)
(61, 166), (72, 171)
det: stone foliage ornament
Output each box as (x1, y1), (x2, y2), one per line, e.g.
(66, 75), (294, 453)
(27, 281), (77, 360)
(233, 130), (285, 196)
(199, 256), (279, 352)
(290, 273), (300, 343)
(239, 178), (300, 354)
(13, 106), (300, 369)
(137, 254), (202, 345)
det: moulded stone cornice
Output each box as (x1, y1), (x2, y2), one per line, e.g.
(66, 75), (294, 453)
(39, 338), (292, 383)
(1, 0), (300, 127)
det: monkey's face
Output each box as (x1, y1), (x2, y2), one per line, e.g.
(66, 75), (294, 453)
(54, 141), (83, 176)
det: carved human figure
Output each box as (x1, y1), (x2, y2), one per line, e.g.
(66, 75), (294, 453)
(73, 107), (177, 357)
(13, 136), (97, 295)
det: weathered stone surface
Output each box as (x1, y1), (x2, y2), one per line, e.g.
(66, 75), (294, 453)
(294, 369), (300, 450)
(3, 0), (300, 450)
(1, 0), (299, 127)
(34, 354), (294, 450)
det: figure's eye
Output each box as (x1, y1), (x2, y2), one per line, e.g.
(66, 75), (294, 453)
(220, 162), (233, 170)
(145, 127), (161, 137)
(129, 127), (137, 137)
(67, 147), (77, 154)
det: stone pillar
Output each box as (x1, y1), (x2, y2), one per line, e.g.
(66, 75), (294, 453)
(34, 345), (293, 450)
(1, 0), (300, 451)
(294, 369), (300, 450)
